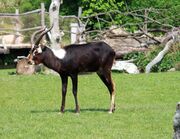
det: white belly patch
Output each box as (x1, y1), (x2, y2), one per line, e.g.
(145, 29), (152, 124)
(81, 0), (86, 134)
(52, 48), (66, 59)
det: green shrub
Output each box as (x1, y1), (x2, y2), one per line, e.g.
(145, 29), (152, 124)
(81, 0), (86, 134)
(123, 43), (180, 72)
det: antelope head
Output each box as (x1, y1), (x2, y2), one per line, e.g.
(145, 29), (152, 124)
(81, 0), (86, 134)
(28, 25), (53, 65)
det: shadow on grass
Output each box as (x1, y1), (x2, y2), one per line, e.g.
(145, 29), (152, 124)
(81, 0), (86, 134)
(30, 108), (108, 113)
(79, 108), (108, 112)
(31, 109), (59, 113)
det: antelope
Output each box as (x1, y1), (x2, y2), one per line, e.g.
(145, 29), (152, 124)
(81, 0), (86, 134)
(28, 25), (116, 114)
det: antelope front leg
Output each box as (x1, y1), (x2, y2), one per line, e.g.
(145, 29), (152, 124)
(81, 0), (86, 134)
(71, 74), (80, 113)
(60, 75), (68, 113)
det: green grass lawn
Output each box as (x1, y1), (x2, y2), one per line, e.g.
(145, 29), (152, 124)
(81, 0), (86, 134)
(0, 69), (180, 139)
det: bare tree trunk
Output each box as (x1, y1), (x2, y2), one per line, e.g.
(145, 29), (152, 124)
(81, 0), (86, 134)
(145, 30), (180, 73)
(46, 0), (63, 75)
(15, 9), (20, 44)
(49, 0), (61, 49)
(145, 40), (174, 73)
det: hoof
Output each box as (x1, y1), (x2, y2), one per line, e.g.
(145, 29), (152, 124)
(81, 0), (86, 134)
(75, 112), (80, 116)
(108, 107), (115, 114)
(59, 109), (65, 114)
(58, 112), (64, 115)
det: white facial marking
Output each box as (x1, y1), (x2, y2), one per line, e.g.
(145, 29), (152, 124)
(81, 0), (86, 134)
(52, 48), (66, 59)
(37, 47), (42, 53)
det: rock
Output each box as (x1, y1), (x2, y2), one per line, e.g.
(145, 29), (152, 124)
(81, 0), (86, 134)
(112, 60), (139, 74)
(16, 58), (35, 75)
(173, 102), (180, 139)
(168, 68), (176, 72)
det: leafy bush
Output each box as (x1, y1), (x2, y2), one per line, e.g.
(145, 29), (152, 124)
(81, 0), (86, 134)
(123, 43), (180, 72)
(81, 0), (125, 30)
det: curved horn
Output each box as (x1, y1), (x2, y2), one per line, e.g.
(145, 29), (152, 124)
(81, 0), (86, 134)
(34, 24), (54, 46)
(31, 27), (46, 45)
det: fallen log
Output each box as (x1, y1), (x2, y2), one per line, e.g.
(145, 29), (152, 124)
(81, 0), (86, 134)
(115, 47), (149, 59)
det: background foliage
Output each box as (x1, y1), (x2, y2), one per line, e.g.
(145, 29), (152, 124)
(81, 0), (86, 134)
(123, 44), (180, 72)
(0, 0), (179, 30)
(81, 0), (124, 29)
(0, 0), (179, 71)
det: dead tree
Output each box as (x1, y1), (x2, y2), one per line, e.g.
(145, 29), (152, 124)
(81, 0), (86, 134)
(145, 29), (180, 73)
(49, 0), (62, 49)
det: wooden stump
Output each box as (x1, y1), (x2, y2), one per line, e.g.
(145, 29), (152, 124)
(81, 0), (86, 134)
(16, 58), (35, 75)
